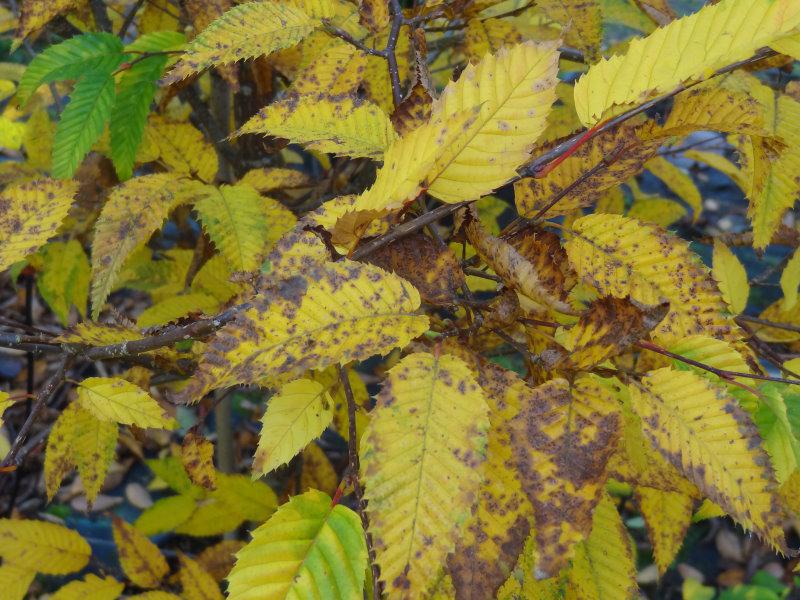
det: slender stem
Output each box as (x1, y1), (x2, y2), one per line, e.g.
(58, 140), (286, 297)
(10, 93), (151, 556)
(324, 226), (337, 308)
(337, 365), (380, 600)
(0, 357), (72, 470)
(88, 0), (113, 32)
(386, 0), (405, 108)
(322, 21), (385, 57)
(736, 314), (800, 335)
(118, 0), (147, 38)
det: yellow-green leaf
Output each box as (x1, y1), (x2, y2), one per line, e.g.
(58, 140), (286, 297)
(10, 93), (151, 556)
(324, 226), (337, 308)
(253, 378), (334, 476)
(36, 239), (90, 325)
(135, 494), (197, 536)
(712, 240), (749, 315)
(227, 489), (367, 600)
(781, 248), (800, 311)
(76, 377), (177, 429)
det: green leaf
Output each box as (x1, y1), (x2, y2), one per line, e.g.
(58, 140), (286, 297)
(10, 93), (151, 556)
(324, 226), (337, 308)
(125, 31), (186, 54)
(750, 385), (800, 484)
(53, 70), (117, 179)
(18, 32), (124, 105)
(110, 55), (169, 180)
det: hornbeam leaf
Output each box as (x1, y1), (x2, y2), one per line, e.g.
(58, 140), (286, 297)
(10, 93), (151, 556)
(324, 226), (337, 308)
(193, 184), (269, 272)
(178, 554), (223, 600)
(636, 487), (695, 575)
(0, 178), (77, 272)
(446, 354), (534, 600)
(50, 574), (124, 600)
(646, 156), (703, 221)
(360, 352), (489, 597)
(566, 494), (638, 599)
(36, 239), (90, 325)
(76, 377), (177, 429)
(574, 0), (800, 125)
(112, 517), (169, 589)
(90, 174), (205, 318)
(17, 32), (123, 105)
(629, 367), (787, 551)
(144, 117), (219, 183)
(712, 240), (749, 315)
(237, 94), (397, 159)
(509, 374), (622, 578)
(781, 247), (800, 311)
(537, 0), (602, 60)
(227, 489), (367, 600)
(52, 69), (117, 179)
(0, 563), (35, 600)
(564, 213), (740, 346)
(252, 378), (334, 476)
(0, 519), (91, 575)
(178, 260), (429, 402)
(164, 0), (336, 83)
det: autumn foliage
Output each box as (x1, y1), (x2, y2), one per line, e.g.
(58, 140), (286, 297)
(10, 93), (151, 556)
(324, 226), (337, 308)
(2, 0), (800, 598)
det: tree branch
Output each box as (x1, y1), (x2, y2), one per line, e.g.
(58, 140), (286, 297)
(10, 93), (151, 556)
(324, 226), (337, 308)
(337, 365), (380, 600)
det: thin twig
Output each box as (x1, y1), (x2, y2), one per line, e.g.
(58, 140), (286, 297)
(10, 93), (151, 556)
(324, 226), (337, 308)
(737, 314), (800, 335)
(386, 0), (405, 108)
(118, 0), (147, 38)
(337, 366), (380, 600)
(88, 0), (114, 32)
(322, 21), (385, 56)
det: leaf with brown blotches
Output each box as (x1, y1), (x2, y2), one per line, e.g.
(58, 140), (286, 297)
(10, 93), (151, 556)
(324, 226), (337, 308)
(112, 517), (169, 589)
(178, 259), (428, 402)
(181, 433), (217, 491)
(366, 232), (465, 305)
(509, 375), (622, 578)
(391, 81), (433, 137)
(361, 352), (489, 598)
(636, 486), (695, 575)
(464, 211), (572, 313)
(547, 297), (668, 370)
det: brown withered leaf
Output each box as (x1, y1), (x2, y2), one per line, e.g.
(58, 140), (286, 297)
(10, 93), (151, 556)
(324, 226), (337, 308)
(515, 123), (661, 219)
(505, 226), (576, 297)
(464, 212), (573, 313)
(509, 375), (622, 578)
(544, 297), (669, 370)
(481, 288), (522, 330)
(391, 81), (433, 136)
(197, 540), (245, 582)
(366, 232), (465, 305)
(181, 432), (217, 491)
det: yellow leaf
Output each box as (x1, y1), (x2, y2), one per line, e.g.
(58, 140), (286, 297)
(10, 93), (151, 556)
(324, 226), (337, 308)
(636, 487), (695, 575)
(51, 574), (124, 600)
(90, 174), (203, 318)
(781, 248), (800, 312)
(358, 0), (389, 32)
(645, 156), (702, 220)
(45, 402), (118, 504)
(289, 40), (368, 97)
(574, 0), (800, 125)
(0, 562), (35, 600)
(174, 499), (244, 537)
(627, 196), (686, 227)
(564, 213), (739, 345)
(144, 117), (219, 183)
(424, 41), (558, 203)
(22, 106), (54, 170)
(76, 376), (176, 429)
(753, 299), (800, 343)
(112, 517), (169, 589)
(127, 593), (182, 600)
(0, 518), (91, 574)
(510, 375), (622, 578)
(0, 115), (25, 150)
(194, 184), (270, 272)
(537, 0), (603, 60)
(712, 240), (749, 315)
(684, 149), (749, 192)
(140, 0), (180, 33)
(227, 489), (367, 600)
(165, 0), (336, 83)
(14, 0), (79, 47)
(237, 94), (397, 159)
(136, 292), (221, 329)
(179, 260), (428, 401)
(253, 378), (334, 476)
(239, 167), (311, 193)
(179, 553), (223, 600)
(0, 178), (77, 271)
(212, 473), (278, 522)
(446, 355), (534, 599)
(463, 18), (524, 62)
(629, 367), (786, 551)
(361, 352), (489, 597)
(181, 432), (217, 491)
(299, 441), (339, 496)
(566, 494), (638, 599)
(191, 254), (243, 303)
(0, 392), (11, 429)
(36, 239), (90, 325)
(135, 494), (197, 536)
